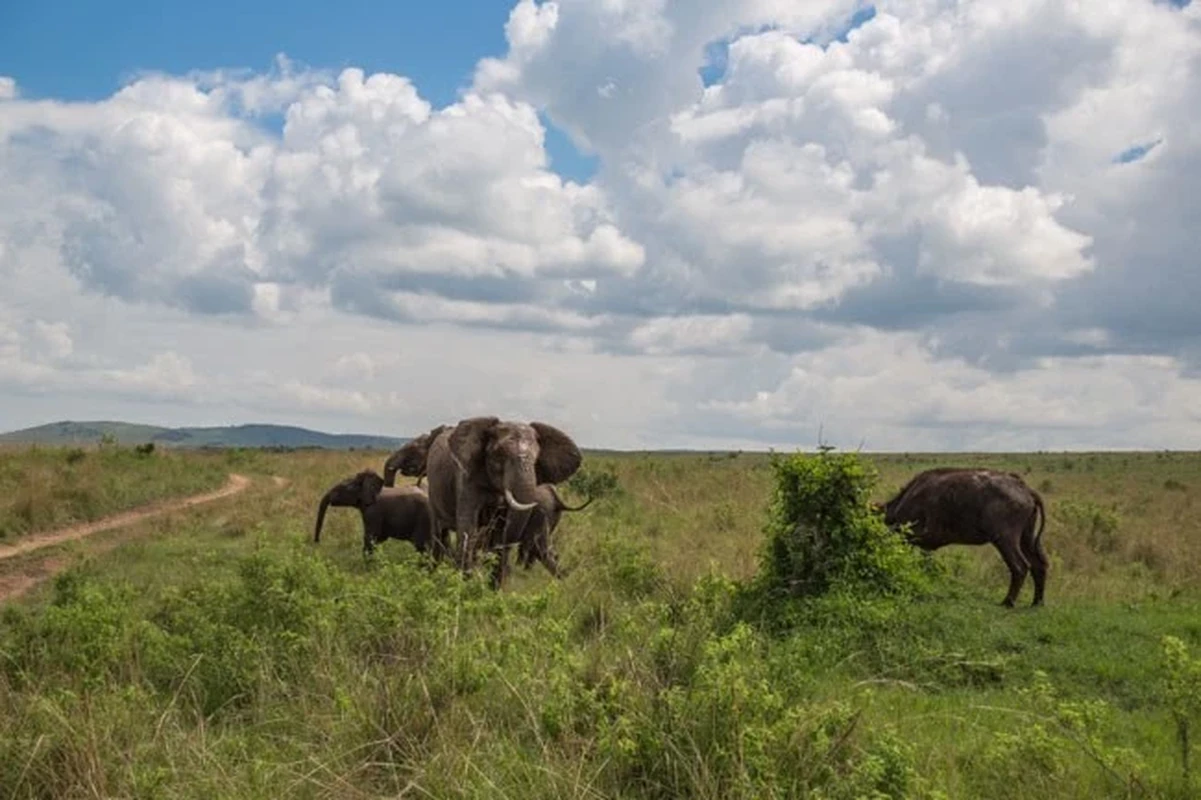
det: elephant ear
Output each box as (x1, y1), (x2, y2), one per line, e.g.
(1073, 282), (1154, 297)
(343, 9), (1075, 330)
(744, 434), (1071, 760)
(358, 471), (385, 507)
(532, 422), (582, 485)
(413, 422), (451, 468)
(390, 424), (447, 477)
(448, 416), (499, 474)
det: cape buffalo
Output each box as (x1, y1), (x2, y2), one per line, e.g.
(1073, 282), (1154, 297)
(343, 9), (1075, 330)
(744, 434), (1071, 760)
(876, 467), (1048, 607)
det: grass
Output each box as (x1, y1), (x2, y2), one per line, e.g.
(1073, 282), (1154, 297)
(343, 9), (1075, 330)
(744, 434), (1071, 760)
(2, 445), (1201, 798)
(0, 442), (232, 541)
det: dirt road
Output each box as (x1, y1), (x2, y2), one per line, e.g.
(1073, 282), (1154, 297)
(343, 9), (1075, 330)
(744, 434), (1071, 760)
(0, 472), (257, 603)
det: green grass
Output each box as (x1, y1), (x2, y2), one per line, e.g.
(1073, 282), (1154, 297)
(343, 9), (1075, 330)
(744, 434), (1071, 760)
(3, 446), (1201, 798)
(0, 442), (233, 540)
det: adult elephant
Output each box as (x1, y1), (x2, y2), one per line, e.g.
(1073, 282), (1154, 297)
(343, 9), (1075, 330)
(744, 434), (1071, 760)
(382, 424), (449, 488)
(424, 416), (583, 575)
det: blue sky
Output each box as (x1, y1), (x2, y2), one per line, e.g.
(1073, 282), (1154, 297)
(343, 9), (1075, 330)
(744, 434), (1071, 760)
(0, 0), (598, 181)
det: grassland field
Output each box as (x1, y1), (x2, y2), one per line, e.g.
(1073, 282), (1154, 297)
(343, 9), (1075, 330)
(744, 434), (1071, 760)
(3, 443), (1201, 798)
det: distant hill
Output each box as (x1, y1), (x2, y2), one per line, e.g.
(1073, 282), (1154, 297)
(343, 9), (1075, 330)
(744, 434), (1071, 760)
(0, 420), (407, 450)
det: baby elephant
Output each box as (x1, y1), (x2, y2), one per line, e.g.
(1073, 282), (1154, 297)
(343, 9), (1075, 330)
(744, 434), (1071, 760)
(313, 470), (438, 558)
(517, 483), (594, 574)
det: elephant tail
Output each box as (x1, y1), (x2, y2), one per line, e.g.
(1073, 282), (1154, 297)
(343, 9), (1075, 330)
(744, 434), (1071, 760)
(548, 484), (594, 512)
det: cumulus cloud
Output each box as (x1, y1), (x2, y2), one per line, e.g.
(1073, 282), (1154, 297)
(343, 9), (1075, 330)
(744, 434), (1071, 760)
(1, 62), (642, 322)
(2, 0), (1200, 450)
(698, 329), (1201, 448)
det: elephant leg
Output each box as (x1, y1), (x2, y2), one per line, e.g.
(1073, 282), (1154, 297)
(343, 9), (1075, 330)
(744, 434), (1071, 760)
(539, 540), (564, 579)
(456, 500), (486, 573)
(489, 545), (512, 590)
(524, 518), (559, 577)
(516, 521), (538, 569)
(361, 511), (377, 558)
(432, 524), (451, 564)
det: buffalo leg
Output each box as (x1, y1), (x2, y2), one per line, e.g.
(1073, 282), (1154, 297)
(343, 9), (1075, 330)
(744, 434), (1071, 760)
(1021, 534), (1049, 607)
(993, 537), (1030, 608)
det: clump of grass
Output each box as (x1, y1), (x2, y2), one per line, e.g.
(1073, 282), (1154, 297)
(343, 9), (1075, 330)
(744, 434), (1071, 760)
(1056, 499), (1122, 555)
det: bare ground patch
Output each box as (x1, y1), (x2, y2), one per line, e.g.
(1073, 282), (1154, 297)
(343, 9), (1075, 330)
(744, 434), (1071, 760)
(0, 473), (256, 603)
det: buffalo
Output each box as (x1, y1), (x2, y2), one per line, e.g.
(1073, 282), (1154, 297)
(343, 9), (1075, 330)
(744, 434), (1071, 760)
(875, 467), (1048, 607)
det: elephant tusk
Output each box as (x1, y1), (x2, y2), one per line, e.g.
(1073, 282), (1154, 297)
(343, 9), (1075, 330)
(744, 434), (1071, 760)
(504, 488), (538, 512)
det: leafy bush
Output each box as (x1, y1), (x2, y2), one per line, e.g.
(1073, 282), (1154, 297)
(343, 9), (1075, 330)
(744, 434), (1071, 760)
(1161, 636), (1201, 792)
(742, 450), (938, 622)
(567, 463), (624, 501)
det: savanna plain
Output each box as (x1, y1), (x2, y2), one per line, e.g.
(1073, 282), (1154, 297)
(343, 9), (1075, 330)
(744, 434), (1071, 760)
(3, 441), (1201, 799)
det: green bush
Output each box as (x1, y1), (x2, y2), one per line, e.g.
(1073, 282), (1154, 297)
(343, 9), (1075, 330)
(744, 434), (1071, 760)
(567, 463), (624, 501)
(743, 450), (938, 622)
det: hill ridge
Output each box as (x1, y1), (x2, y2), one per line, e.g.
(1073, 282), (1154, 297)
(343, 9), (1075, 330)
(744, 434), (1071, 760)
(0, 420), (407, 450)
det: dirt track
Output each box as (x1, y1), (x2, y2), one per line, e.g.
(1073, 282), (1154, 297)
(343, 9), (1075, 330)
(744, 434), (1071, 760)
(0, 472), (257, 603)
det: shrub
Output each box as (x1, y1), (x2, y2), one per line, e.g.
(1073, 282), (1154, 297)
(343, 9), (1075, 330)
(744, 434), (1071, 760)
(1161, 636), (1201, 792)
(743, 449), (938, 617)
(567, 463), (623, 501)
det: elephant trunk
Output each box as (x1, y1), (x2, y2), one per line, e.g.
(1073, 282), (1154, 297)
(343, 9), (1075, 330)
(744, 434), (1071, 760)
(497, 464), (539, 549)
(548, 484), (593, 512)
(314, 490), (333, 543)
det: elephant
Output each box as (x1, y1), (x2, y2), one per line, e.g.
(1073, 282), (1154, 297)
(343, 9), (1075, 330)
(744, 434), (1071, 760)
(422, 416), (583, 578)
(874, 467), (1049, 607)
(383, 425), (450, 489)
(467, 482), (595, 587)
(513, 482), (594, 575)
(313, 469), (437, 558)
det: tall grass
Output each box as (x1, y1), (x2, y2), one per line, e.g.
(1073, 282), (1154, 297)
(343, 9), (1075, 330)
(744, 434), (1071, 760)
(2, 446), (1201, 797)
(0, 443), (232, 540)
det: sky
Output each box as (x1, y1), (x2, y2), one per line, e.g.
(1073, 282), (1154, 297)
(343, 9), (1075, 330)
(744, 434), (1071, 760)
(1, 0), (1200, 452)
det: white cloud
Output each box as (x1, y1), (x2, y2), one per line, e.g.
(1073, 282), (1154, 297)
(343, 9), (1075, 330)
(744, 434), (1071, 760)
(31, 320), (73, 361)
(332, 353), (378, 382)
(2, 0), (1200, 450)
(101, 352), (199, 397)
(1, 63), (642, 320)
(702, 329), (1201, 446)
(628, 313), (757, 356)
